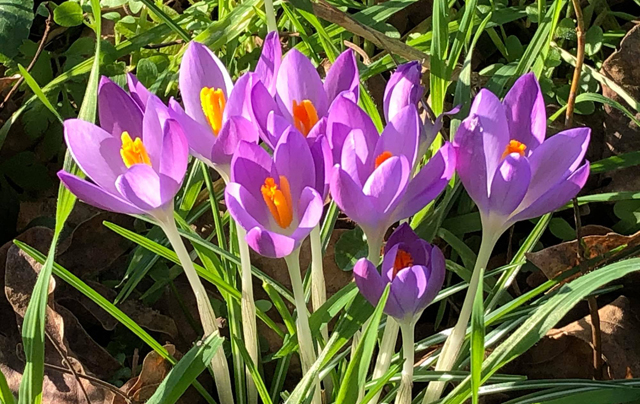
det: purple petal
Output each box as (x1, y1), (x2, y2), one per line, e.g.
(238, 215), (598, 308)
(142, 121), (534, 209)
(309, 134), (332, 199)
(230, 140), (274, 201)
(391, 142), (455, 222)
(127, 73), (151, 109)
(330, 165), (377, 230)
(273, 128), (316, 199)
(251, 80), (281, 146)
(246, 227), (297, 258)
(168, 99), (215, 164)
(421, 105), (461, 159)
(341, 129), (375, 187)
(390, 265), (430, 319)
(327, 95), (378, 163)
(381, 243), (401, 283)
(488, 154), (531, 217)
(225, 182), (271, 232)
(384, 61), (424, 122)
(58, 171), (143, 215)
(142, 94), (171, 170)
(307, 116), (327, 140)
(291, 186), (324, 240)
(276, 49), (328, 120)
(211, 116), (259, 170)
(373, 105), (421, 167)
(384, 223), (420, 254)
(255, 32), (282, 95)
(116, 164), (175, 211)
(179, 42), (233, 128)
(324, 49), (359, 103)
(417, 246), (446, 310)
(512, 161), (590, 222)
(503, 72), (546, 149)
(362, 155), (411, 215)
(522, 127), (590, 209)
(63, 119), (125, 195)
(98, 76), (143, 138)
(354, 258), (403, 318)
(159, 119), (189, 186)
(224, 72), (254, 121)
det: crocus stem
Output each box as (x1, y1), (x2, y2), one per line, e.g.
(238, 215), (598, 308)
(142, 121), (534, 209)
(310, 225), (332, 392)
(396, 320), (416, 404)
(265, 0), (277, 33)
(369, 318), (400, 404)
(158, 214), (234, 404)
(236, 225), (259, 404)
(422, 231), (498, 404)
(284, 247), (322, 404)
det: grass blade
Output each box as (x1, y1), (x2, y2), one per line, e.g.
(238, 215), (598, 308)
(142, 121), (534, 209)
(470, 268), (485, 404)
(0, 369), (15, 404)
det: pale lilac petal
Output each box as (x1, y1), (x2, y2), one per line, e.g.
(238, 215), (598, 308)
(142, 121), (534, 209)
(159, 119), (189, 186)
(142, 94), (171, 170)
(391, 142), (455, 222)
(381, 243), (401, 283)
(488, 154), (531, 217)
(307, 116), (327, 140)
(274, 128), (315, 200)
(417, 246), (445, 310)
(373, 105), (421, 167)
(421, 105), (460, 158)
(63, 119), (125, 195)
(255, 31), (282, 95)
(127, 73), (151, 109)
(98, 76), (143, 138)
(251, 80), (281, 145)
(354, 258), (403, 318)
(512, 162), (590, 222)
(58, 171), (144, 215)
(390, 265), (429, 319)
(503, 72), (546, 149)
(246, 227), (297, 258)
(211, 116), (259, 168)
(168, 99), (215, 164)
(324, 50), (359, 103)
(230, 141), (274, 201)
(521, 127), (590, 208)
(327, 95), (378, 163)
(179, 42), (233, 128)
(291, 186), (324, 239)
(309, 134), (332, 199)
(264, 111), (293, 149)
(225, 182), (271, 231)
(384, 61), (424, 122)
(454, 117), (490, 211)
(115, 164), (167, 211)
(340, 129), (375, 187)
(363, 155), (411, 215)
(330, 165), (377, 229)
(276, 49), (328, 120)
(224, 72), (254, 121)
(384, 223), (419, 254)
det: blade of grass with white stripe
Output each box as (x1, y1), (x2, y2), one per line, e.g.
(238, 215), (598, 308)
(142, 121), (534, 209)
(18, 2), (100, 402)
(470, 267), (485, 404)
(145, 333), (223, 404)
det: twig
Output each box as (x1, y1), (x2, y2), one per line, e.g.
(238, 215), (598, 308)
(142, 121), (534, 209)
(46, 333), (93, 404)
(0, 6), (54, 110)
(565, 0), (586, 127)
(343, 40), (371, 65)
(43, 363), (135, 404)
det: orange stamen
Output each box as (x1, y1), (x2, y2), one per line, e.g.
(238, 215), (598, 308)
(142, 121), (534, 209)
(392, 249), (414, 279)
(261, 176), (294, 229)
(374, 151), (393, 168)
(200, 87), (226, 135)
(292, 99), (319, 136)
(120, 132), (151, 168)
(501, 140), (527, 159)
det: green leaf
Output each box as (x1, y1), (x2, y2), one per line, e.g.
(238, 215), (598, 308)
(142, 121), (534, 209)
(336, 286), (390, 403)
(430, 0), (449, 115)
(0, 368), (15, 404)
(17, 65), (63, 123)
(591, 151), (640, 174)
(470, 267), (485, 404)
(0, 0), (34, 61)
(232, 337), (274, 404)
(334, 227), (368, 271)
(549, 217), (575, 241)
(53, 1), (84, 27)
(145, 334), (223, 404)
(585, 25), (603, 56)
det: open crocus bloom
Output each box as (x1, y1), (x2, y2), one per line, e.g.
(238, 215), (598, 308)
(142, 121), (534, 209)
(250, 44), (359, 148)
(354, 224), (445, 321)
(58, 82), (188, 217)
(169, 39), (275, 181)
(454, 73), (591, 236)
(329, 101), (456, 249)
(225, 128), (324, 258)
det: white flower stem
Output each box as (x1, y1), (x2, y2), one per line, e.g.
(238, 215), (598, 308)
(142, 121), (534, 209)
(421, 231), (498, 404)
(309, 225), (332, 393)
(158, 213), (234, 404)
(236, 225), (259, 404)
(369, 318), (400, 404)
(284, 247), (322, 404)
(265, 0), (277, 33)
(395, 320), (416, 404)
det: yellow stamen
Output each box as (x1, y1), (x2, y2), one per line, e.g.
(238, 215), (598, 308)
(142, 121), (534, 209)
(374, 151), (393, 168)
(120, 132), (151, 168)
(501, 140), (527, 159)
(200, 87), (226, 135)
(392, 249), (414, 279)
(292, 99), (319, 136)
(261, 176), (294, 229)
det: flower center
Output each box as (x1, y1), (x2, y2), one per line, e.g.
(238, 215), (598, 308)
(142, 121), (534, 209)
(501, 140), (527, 159)
(375, 151), (393, 168)
(261, 176), (294, 229)
(392, 249), (414, 279)
(200, 87), (226, 135)
(292, 100), (319, 136)
(120, 132), (151, 168)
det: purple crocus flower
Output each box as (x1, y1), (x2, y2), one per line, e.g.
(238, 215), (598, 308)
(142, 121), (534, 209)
(329, 100), (456, 251)
(58, 78), (188, 217)
(225, 127), (324, 258)
(354, 224), (445, 321)
(250, 42), (359, 147)
(455, 73), (591, 236)
(384, 61), (424, 122)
